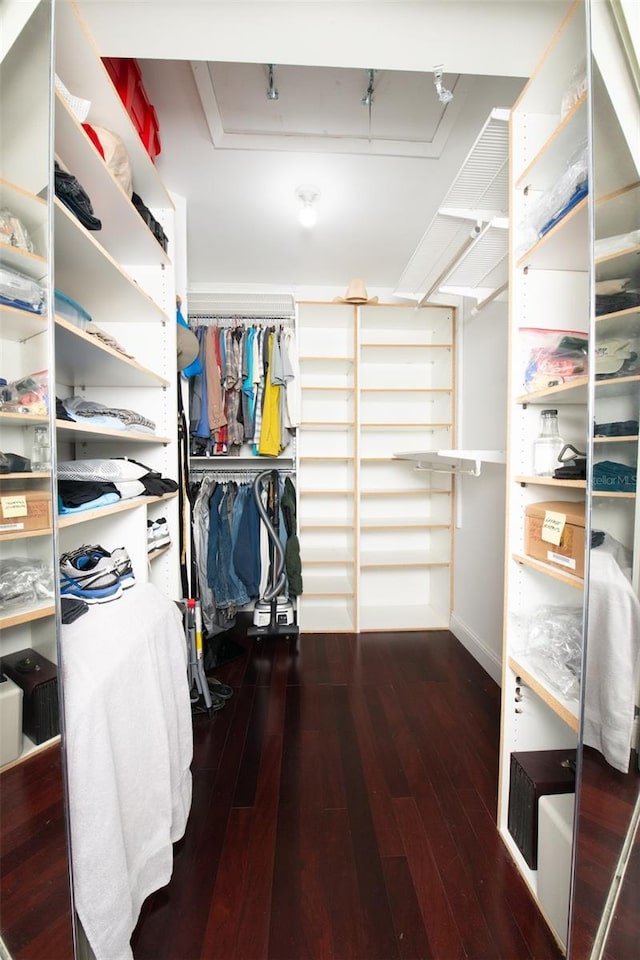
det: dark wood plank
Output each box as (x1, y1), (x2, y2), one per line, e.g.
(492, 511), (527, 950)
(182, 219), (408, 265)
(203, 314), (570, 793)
(392, 796), (467, 960)
(201, 806), (254, 960)
(382, 856), (434, 960)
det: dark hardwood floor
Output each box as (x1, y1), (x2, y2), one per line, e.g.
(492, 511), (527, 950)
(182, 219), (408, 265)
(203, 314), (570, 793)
(131, 629), (563, 960)
(0, 743), (74, 960)
(4, 629), (637, 959)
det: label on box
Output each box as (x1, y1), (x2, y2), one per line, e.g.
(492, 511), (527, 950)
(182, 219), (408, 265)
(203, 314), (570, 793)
(547, 550), (576, 570)
(1, 495), (27, 518)
(541, 510), (566, 546)
(0, 521), (25, 531)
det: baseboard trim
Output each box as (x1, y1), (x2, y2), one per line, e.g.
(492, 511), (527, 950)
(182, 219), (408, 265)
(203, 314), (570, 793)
(449, 613), (502, 686)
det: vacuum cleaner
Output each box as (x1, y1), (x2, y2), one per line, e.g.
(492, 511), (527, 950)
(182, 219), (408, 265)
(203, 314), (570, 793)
(247, 469), (299, 640)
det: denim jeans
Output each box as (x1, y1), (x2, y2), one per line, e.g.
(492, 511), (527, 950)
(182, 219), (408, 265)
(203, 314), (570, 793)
(207, 484), (249, 611)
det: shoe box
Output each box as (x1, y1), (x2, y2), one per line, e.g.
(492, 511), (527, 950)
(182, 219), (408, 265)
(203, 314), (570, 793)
(0, 489), (52, 535)
(524, 500), (586, 578)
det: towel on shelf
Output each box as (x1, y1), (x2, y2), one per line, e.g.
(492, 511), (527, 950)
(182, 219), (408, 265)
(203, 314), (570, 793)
(61, 583), (193, 960)
(584, 547), (640, 773)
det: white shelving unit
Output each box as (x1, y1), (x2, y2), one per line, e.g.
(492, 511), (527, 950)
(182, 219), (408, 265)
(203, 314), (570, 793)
(499, 1), (590, 949)
(0, 0), (181, 774)
(0, 0), (58, 768)
(54, 0), (179, 605)
(496, 2), (640, 952)
(297, 301), (455, 633)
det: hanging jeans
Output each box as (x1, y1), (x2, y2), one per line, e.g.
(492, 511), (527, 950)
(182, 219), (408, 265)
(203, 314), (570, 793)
(207, 484), (250, 612)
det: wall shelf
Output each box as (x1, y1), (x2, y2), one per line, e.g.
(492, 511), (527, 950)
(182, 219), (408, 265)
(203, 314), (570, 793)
(394, 448), (506, 477)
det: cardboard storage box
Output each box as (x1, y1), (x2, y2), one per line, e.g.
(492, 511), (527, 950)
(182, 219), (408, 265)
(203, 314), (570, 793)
(0, 490), (52, 535)
(524, 500), (585, 578)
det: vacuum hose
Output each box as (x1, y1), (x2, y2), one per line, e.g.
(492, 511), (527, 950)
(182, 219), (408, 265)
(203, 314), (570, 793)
(253, 469), (287, 602)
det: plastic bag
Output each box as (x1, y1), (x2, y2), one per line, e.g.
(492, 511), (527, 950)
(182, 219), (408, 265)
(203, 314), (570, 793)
(0, 207), (35, 253)
(517, 143), (588, 257)
(560, 61), (587, 119)
(0, 558), (54, 610)
(0, 371), (49, 415)
(0, 265), (45, 314)
(520, 327), (588, 393)
(514, 605), (583, 700)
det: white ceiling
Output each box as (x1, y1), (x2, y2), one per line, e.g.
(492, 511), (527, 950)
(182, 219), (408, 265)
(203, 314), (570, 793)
(76, 0), (573, 299)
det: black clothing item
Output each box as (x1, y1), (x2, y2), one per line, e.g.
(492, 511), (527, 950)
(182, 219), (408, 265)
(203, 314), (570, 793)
(61, 596), (89, 624)
(57, 478), (119, 506)
(281, 477), (303, 597)
(54, 162), (102, 231)
(56, 396), (75, 421)
(140, 475), (179, 496)
(591, 530), (605, 548)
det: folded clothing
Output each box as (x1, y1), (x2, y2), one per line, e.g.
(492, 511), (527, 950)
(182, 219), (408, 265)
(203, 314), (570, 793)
(593, 460), (636, 493)
(594, 419), (639, 438)
(84, 322), (134, 359)
(62, 397), (156, 434)
(58, 458), (152, 482)
(55, 162), (102, 231)
(58, 492), (121, 515)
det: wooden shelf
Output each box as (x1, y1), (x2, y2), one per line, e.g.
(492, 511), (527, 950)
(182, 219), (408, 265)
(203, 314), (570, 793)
(148, 543), (171, 562)
(303, 549), (355, 564)
(516, 377), (588, 405)
(360, 387), (452, 394)
(361, 422), (450, 428)
(514, 476), (586, 488)
(0, 240), (47, 282)
(359, 604), (449, 631)
(0, 472), (50, 481)
(595, 243), (640, 282)
(512, 552), (584, 589)
(360, 341), (453, 349)
(593, 490), (636, 499)
(0, 601), (55, 632)
(595, 374), (640, 398)
(0, 411), (48, 426)
(303, 575), (354, 596)
(299, 519), (352, 529)
(53, 200), (168, 327)
(55, 317), (169, 388)
(360, 519), (450, 529)
(516, 197), (589, 271)
(595, 306), (640, 339)
(58, 491), (177, 527)
(0, 527), (53, 543)
(509, 655), (579, 732)
(515, 94), (587, 191)
(55, 93), (171, 268)
(361, 488), (450, 497)
(0, 304), (47, 341)
(360, 554), (450, 569)
(55, 420), (170, 444)
(593, 435), (638, 443)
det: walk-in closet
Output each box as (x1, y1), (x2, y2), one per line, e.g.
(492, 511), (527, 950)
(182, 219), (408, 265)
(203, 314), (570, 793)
(1, 2), (638, 959)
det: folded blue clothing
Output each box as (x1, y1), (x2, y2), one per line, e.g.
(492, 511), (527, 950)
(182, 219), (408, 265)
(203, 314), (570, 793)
(58, 491), (121, 515)
(592, 460), (636, 493)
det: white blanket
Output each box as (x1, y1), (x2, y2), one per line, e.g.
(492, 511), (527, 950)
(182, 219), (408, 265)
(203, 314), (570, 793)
(584, 548), (640, 773)
(61, 583), (193, 960)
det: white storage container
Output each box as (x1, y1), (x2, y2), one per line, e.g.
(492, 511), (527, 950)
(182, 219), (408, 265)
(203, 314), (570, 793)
(537, 792), (576, 947)
(0, 674), (23, 766)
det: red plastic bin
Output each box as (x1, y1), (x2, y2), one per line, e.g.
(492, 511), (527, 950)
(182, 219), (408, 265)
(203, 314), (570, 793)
(102, 57), (161, 162)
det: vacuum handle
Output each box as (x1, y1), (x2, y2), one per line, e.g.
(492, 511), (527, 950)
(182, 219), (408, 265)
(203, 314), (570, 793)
(253, 469), (287, 601)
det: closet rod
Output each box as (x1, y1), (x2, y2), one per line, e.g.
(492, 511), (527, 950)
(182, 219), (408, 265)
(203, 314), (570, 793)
(190, 468), (296, 483)
(188, 314), (294, 326)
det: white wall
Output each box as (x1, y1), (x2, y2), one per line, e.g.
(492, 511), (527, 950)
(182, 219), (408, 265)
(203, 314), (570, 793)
(450, 296), (508, 684)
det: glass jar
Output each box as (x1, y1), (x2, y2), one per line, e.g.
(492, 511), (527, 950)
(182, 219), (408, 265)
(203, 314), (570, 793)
(31, 425), (51, 472)
(533, 409), (564, 476)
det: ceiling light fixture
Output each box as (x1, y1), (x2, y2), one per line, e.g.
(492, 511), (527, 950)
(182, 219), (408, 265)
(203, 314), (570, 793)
(266, 64), (279, 101)
(296, 186), (319, 228)
(433, 64), (453, 104)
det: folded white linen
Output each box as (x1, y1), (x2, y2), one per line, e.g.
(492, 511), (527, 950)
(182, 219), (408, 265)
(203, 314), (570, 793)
(584, 549), (640, 773)
(61, 583), (193, 960)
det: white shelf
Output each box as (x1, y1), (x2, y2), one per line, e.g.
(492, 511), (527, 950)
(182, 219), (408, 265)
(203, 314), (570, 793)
(0, 178), (48, 238)
(53, 199), (167, 325)
(516, 197), (589, 271)
(0, 239), (47, 282)
(0, 601), (55, 632)
(509, 655), (580, 732)
(55, 419), (170, 444)
(55, 0), (173, 210)
(394, 448), (506, 476)
(55, 316), (169, 387)
(0, 303), (47, 341)
(58, 491), (177, 528)
(54, 93), (171, 268)
(359, 604), (449, 631)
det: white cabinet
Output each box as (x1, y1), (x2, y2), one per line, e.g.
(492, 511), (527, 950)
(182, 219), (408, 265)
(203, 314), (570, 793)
(499, 0), (589, 948)
(297, 300), (454, 633)
(0, 0), (58, 761)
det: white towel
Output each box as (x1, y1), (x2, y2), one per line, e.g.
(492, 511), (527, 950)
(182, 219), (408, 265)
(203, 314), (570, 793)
(61, 583), (193, 960)
(584, 548), (640, 773)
